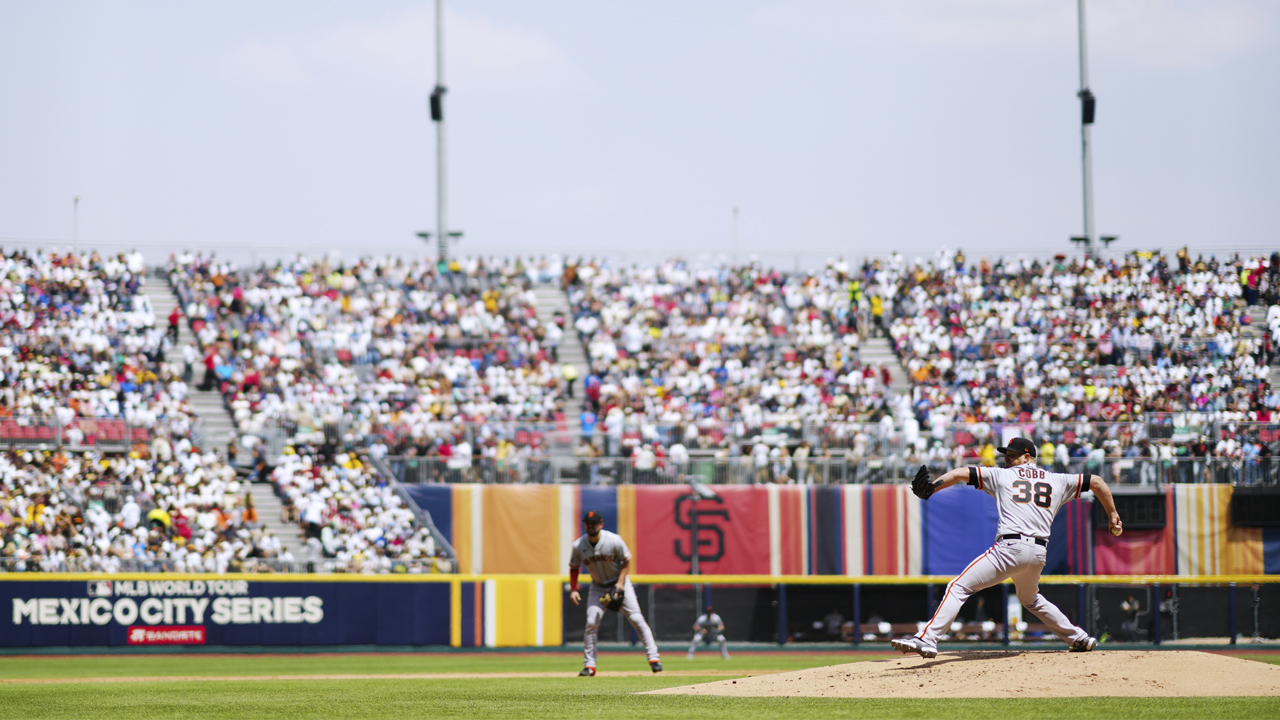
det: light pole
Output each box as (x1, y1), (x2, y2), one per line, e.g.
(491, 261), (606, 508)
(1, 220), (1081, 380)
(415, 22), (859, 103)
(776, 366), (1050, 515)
(430, 0), (449, 265)
(1071, 0), (1118, 259)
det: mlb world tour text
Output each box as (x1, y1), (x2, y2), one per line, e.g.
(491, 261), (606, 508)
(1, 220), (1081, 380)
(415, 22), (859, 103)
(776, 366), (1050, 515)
(11, 580), (324, 626)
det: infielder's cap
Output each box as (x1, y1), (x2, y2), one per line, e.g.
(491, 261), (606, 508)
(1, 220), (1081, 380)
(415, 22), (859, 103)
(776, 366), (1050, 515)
(997, 437), (1037, 458)
(582, 510), (604, 523)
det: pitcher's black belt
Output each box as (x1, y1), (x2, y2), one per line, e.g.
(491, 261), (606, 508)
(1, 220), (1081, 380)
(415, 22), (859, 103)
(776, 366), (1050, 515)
(1000, 534), (1047, 546)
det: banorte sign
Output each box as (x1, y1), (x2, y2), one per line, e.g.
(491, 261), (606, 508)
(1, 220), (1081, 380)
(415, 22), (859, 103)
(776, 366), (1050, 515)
(10, 580), (324, 643)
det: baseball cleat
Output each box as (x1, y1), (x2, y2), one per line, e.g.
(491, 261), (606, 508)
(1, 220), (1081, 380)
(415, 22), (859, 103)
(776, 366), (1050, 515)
(1069, 636), (1099, 652)
(578, 667), (596, 676)
(890, 636), (938, 659)
(687, 653), (695, 660)
(650, 661), (663, 673)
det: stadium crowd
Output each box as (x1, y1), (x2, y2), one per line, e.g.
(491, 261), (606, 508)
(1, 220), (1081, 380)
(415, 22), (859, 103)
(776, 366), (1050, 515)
(4, 244), (1280, 576)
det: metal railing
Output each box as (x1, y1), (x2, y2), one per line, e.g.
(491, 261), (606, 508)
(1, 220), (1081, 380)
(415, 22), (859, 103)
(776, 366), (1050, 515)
(366, 453), (458, 572)
(0, 416), (155, 451)
(383, 453), (1279, 486)
(0, 556), (455, 575)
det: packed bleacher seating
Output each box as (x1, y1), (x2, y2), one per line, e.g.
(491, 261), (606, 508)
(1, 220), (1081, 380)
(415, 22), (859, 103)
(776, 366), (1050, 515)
(0, 248), (295, 571)
(563, 258), (892, 432)
(166, 252), (569, 437)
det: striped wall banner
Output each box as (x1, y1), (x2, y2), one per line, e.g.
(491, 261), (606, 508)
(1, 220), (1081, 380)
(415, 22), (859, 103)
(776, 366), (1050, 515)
(766, 485), (809, 575)
(482, 485), (562, 574)
(558, 485), (581, 574)
(616, 485), (638, 568)
(843, 486), (865, 576)
(450, 485), (480, 574)
(864, 485), (922, 575)
(1094, 487), (1174, 575)
(809, 485), (845, 575)
(1045, 499), (1092, 575)
(1174, 485), (1263, 575)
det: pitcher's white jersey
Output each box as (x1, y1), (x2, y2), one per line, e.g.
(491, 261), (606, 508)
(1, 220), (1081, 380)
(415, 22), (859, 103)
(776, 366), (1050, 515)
(968, 465), (1087, 539)
(569, 530), (631, 586)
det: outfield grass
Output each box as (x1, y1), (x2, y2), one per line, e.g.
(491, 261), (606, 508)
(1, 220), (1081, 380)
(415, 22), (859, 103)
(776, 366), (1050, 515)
(0, 652), (1276, 719)
(2, 677), (1279, 719)
(0, 651), (885, 679)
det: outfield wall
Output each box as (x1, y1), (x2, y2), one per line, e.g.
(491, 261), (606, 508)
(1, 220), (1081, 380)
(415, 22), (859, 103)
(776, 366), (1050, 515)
(405, 484), (1280, 577)
(0, 576), (559, 649)
(2, 574), (1277, 648)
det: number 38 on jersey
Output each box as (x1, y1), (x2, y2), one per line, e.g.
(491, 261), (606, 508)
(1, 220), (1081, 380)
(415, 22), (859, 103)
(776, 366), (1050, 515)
(1011, 466), (1052, 509)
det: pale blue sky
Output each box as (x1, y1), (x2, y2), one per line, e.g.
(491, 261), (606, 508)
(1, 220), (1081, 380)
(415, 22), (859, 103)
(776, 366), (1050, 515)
(1, 1), (1277, 265)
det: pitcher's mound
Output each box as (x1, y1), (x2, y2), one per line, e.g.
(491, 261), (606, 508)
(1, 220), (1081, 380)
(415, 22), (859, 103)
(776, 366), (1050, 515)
(646, 650), (1280, 698)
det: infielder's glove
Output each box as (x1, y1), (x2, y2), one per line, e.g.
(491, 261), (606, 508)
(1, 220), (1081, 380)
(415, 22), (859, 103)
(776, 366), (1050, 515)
(600, 586), (625, 612)
(911, 465), (937, 500)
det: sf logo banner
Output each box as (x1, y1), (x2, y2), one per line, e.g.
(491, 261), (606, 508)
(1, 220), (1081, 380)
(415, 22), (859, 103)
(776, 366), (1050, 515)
(673, 493), (728, 569)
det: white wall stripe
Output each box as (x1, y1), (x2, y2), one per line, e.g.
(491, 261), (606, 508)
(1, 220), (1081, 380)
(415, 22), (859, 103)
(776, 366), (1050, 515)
(895, 486), (907, 575)
(767, 485), (781, 577)
(844, 487), (863, 576)
(483, 579), (497, 648)
(535, 579), (545, 647)
(905, 489), (922, 575)
(559, 486), (577, 573)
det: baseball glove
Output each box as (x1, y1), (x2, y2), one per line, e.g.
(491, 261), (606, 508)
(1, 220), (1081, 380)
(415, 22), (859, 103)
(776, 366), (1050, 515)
(911, 465), (937, 500)
(600, 586), (625, 612)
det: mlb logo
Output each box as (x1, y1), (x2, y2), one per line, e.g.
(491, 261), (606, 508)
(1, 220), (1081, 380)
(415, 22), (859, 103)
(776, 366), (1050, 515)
(87, 581), (113, 597)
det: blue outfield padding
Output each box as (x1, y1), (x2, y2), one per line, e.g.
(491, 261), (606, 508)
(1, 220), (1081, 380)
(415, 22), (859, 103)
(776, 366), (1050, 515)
(579, 487), (618, 535)
(924, 485), (998, 576)
(403, 484), (454, 541)
(0, 580), (452, 648)
(1265, 528), (1280, 575)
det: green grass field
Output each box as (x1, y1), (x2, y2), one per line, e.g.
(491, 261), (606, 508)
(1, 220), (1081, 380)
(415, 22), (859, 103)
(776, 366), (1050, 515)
(1, 651), (1277, 719)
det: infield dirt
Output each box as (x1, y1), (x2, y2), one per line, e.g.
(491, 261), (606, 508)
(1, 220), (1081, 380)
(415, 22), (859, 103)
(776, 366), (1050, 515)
(647, 650), (1280, 698)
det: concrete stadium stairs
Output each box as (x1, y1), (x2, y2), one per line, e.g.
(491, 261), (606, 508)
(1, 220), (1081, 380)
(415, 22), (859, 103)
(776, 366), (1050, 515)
(1247, 304), (1276, 386)
(143, 271), (306, 559)
(245, 481), (306, 561)
(532, 284), (590, 409)
(144, 274), (238, 454)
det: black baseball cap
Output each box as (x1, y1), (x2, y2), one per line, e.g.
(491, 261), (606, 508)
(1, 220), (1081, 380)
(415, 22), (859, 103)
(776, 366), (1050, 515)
(997, 437), (1037, 458)
(583, 511), (604, 523)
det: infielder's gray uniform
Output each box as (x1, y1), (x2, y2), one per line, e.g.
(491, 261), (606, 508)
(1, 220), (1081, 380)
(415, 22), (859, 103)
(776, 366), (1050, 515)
(687, 612), (729, 659)
(569, 530), (659, 668)
(914, 466), (1091, 649)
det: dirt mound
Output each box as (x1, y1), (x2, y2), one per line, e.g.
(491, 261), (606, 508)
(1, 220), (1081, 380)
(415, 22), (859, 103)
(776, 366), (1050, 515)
(646, 650), (1280, 698)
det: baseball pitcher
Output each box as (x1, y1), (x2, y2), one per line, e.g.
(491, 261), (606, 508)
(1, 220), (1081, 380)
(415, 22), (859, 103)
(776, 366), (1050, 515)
(891, 437), (1123, 658)
(569, 510), (661, 676)
(687, 605), (729, 660)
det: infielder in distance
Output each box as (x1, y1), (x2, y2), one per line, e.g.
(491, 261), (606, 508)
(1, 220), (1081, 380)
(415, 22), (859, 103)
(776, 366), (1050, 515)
(687, 605), (730, 660)
(891, 437), (1123, 658)
(569, 510), (662, 676)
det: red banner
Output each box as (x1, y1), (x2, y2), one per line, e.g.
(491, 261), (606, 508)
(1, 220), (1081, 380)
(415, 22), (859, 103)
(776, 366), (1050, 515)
(633, 486), (771, 575)
(127, 625), (206, 645)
